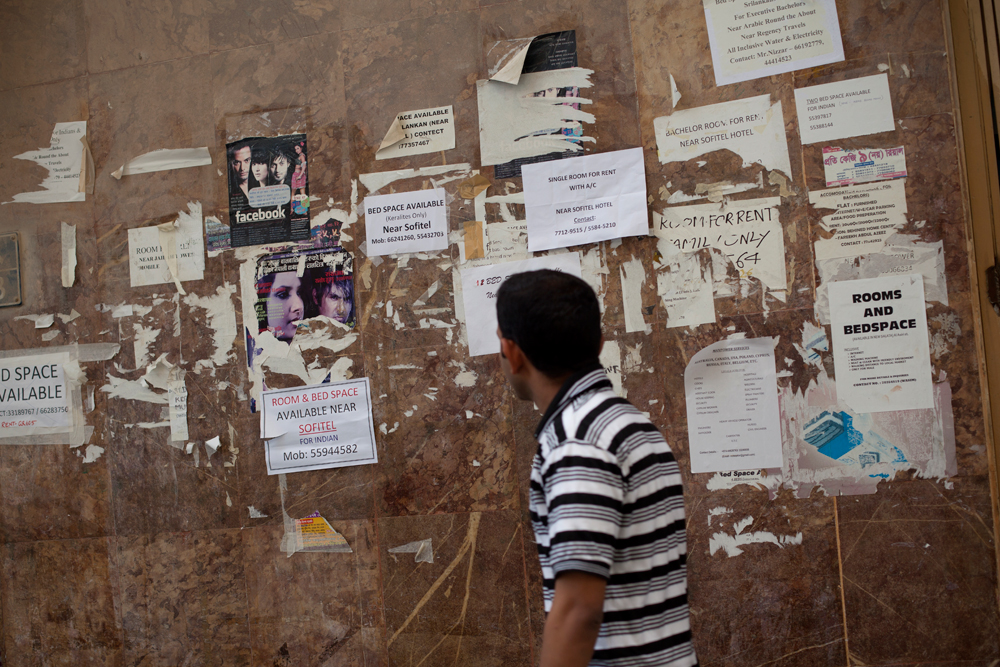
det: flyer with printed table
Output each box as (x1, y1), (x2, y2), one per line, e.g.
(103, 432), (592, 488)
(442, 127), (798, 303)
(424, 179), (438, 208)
(261, 378), (377, 475)
(828, 274), (933, 413)
(684, 337), (783, 473)
(364, 188), (448, 257)
(522, 148), (648, 252)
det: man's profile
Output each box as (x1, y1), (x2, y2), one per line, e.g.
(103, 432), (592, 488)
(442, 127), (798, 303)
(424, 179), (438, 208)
(229, 141), (252, 201)
(496, 269), (697, 667)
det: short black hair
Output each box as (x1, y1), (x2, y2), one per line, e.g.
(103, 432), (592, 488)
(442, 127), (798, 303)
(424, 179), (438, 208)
(496, 269), (601, 377)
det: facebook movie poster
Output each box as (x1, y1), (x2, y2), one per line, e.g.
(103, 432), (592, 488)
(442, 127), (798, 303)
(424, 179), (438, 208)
(254, 247), (356, 342)
(227, 134), (311, 248)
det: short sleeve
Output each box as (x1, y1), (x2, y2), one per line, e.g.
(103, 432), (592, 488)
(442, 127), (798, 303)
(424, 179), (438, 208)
(542, 439), (624, 580)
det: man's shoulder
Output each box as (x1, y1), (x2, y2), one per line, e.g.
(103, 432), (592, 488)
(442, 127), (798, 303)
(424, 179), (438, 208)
(546, 387), (664, 450)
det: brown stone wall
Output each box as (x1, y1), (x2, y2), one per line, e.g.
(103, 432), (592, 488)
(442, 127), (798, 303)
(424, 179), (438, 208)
(0, 0), (995, 665)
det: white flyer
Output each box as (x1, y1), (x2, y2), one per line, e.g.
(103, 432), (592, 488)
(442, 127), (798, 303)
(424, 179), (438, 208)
(364, 187), (448, 256)
(652, 197), (786, 291)
(0, 353), (73, 437)
(261, 378), (378, 475)
(522, 148), (648, 252)
(684, 337), (783, 473)
(653, 95), (792, 177)
(127, 203), (205, 287)
(823, 146), (906, 187)
(460, 253), (583, 357)
(703, 0), (844, 86)
(377, 106), (455, 159)
(794, 74), (895, 144)
(828, 274), (933, 412)
(811, 180), (907, 260)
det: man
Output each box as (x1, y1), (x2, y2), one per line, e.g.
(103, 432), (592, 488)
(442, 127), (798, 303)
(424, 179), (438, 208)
(496, 269), (697, 667)
(228, 141), (252, 207)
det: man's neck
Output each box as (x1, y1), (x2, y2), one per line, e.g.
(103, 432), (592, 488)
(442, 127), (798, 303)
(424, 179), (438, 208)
(531, 372), (572, 414)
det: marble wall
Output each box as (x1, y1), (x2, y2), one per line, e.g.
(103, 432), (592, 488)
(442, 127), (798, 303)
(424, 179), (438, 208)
(0, 0), (996, 665)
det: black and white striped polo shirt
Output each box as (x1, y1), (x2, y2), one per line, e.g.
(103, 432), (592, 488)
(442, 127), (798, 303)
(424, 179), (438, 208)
(530, 364), (697, 667)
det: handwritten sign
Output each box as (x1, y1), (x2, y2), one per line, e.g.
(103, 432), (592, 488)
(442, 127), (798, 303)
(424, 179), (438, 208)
(521, 148), (648, 252)
(652, 197), (786, 291)
(364, 187), (448, 257)
(261, 378), (377, 475)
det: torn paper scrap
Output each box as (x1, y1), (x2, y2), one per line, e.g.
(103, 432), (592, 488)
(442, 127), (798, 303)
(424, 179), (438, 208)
(15, 313), (55, 329)
(111, 147), (212, 179)
(670, 74), (682, 108)
(652, 197), (786, 291)
(458, 173), (491, 200)
(823, 146), (906, 187)
(6, 121), (87, 204)
(656, 252), (715, 329)
(709, 516), (803, 557)
(167, 380), (189, 442)
(128, 202), (205, 288)
(282, 512), (353, 555)
(704, 0), (844, 86)
(376, 106), (455, 160)
(205, 215), (231, 257)
(389, 539), (433, 563)
(522, 147), (649, 252)
(794, 74), (895, 145)
(599, 340), (624, 397)
(828, 274), (933, 412)
(477, 68), (595, 167)
(463, 220), (486, 260)
(488, 37), (535, 84)
(205, 435), (221, 455)
(61, 223), (76, 288)
(460, 252), (583, 356)
(620, 257), (648, 333)
(654, 95), (792, 178)
(685, 337), (783, 473)
(811, 180), (907, 260)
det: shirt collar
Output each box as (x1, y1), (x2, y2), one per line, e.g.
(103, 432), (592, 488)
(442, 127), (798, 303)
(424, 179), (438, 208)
(533, 361), (608, 438)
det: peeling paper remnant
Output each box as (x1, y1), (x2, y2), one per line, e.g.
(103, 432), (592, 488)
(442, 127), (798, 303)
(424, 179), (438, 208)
(281, 512), (353, 557)
(477, 68), (595, 166)
(61, 222), (76, 287)
(7, 121), (87, 204)
(709, 515), (803, 557)
(487, 36), (536, 84)
(620, 257), (649, 334)
(111, 147), (212, 179)
(389, 539), (434, 564)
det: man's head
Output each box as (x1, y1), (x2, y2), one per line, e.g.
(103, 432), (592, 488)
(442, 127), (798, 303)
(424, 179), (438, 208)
(496, 269), (602, 381)
(229, 142), (252, 185)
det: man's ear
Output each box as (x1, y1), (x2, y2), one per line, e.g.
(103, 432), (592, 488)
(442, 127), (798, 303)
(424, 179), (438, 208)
(500, 337), (527, 374)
